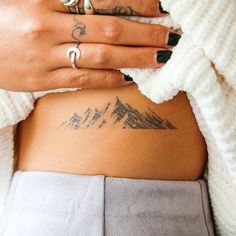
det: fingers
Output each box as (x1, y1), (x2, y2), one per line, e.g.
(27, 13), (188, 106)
(48, 0), (66, 12)
(54, 15), (180, 48)
(53, 0), (167, 17)
(42, 69), (134, 91)
(83, 0), (165, 17)
(49, 0), (84, 13)
(3, 68), (133, 92)
(52, 43), (172, 70)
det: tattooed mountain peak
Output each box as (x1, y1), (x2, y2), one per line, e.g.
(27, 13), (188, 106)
(61, 97), (176, 130)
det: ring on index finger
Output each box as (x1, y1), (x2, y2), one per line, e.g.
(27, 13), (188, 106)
(60, 0), (80, 14)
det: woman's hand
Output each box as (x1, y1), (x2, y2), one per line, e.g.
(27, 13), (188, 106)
(0, 0), (180, 91)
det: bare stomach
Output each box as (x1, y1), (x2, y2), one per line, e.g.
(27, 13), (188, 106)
(16, 84), (207, 180)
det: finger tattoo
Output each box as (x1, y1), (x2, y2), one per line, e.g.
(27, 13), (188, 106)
(93, 6), (140, 16)
(68, 1), (140, 16)
(72, 17), (86, 42)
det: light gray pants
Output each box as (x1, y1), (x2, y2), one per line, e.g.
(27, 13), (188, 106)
(0, 171), (215, 236)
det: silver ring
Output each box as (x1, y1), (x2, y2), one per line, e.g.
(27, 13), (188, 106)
(60, 0), (80, 14)
(67, 44), (81, 69)
(84, 0), (94, 14)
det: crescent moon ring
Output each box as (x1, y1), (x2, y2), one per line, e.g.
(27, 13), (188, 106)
(67, 46), (81, 69)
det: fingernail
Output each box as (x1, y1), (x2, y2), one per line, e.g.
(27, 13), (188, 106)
(124, 74), (133, 81)
(168, 32), (181, 46)
(156, 50), (173, 63)
(159, 2), (168, 14)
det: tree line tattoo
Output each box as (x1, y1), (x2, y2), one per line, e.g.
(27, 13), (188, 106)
(60, 97), (176, 130)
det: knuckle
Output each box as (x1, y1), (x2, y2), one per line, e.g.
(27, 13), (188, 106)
(25, 76), (42, 91)
(137, 49), (149, 65)
(28, 0), (50, 8)
(104, 72), (114, 88)
(94, 45), (109, 66)
(103, 18), (122, 42)
(26, 50), (42, 64)
(150, 25), (163, 45)
(30, 0), (47, 4)
(77, 72), (91, 88)
(64, 74), (77, 87)
(22, 18), (48, 39)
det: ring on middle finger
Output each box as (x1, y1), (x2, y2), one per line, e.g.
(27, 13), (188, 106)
(60, 0), (80, 14)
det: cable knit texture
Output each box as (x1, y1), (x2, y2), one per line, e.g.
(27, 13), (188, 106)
(0, 1), (235, 235)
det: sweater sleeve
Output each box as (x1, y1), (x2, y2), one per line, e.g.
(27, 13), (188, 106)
(161, 0), (236, 88)
(0, 88), (80, 129)
(0, 90), (35, 129)
(0, 90), (35, 214)
(0, 126), (15, 215)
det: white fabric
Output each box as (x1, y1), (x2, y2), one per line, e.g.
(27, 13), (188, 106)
(0, 0), (236, 235)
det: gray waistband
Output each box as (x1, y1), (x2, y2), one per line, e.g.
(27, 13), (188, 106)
(0, 170), (215, 236)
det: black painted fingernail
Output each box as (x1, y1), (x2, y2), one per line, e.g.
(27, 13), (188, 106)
(168, 32), (181, 46)
(156, 50), (173, 63)
(124, 74), (133, 81)
(159, 2), (168, 14)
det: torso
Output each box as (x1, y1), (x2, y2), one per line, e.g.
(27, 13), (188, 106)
(16, 84), (207, 180)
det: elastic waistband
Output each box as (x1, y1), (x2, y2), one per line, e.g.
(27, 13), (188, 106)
(13, 169), (206, 184)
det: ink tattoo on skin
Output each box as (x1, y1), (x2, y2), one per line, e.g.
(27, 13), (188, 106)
(72, 17), (86, 41)
(93, 6), (140, 16)
(69, 3), (140, 16)
(60, 97), (176, 130)
(71, 4), (140, 41)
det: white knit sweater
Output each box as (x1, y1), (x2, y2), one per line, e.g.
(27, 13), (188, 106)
(0, 0), (235, 235)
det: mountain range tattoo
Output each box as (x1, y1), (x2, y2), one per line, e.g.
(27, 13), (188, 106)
(60, 97), (176, 130)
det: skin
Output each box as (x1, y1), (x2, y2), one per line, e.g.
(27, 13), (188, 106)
(16, 85), (207, 181)
(55, 0), (164, 17)
(0, 0), (177, 91)
(2, 1), (206, 180)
